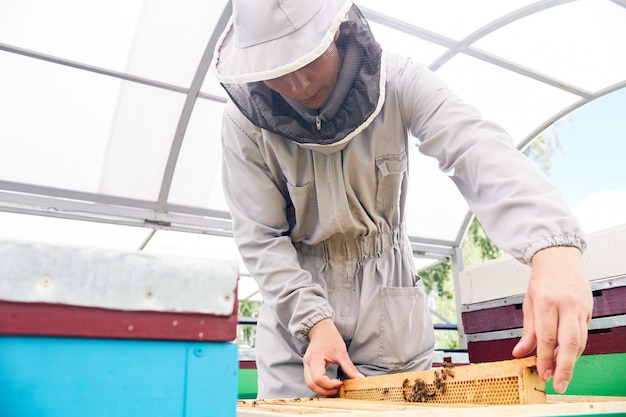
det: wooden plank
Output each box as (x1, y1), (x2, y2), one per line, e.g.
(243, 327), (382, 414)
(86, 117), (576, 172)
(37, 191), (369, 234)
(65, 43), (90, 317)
(592, 286), (626, 318)
(0, 239), (239, 316)
(0, 300), (237, 341)
(585, 326), (626, 354)
(239, 397), (458, 412)
(462, 304), (523, 334)
(467, 326), (626, 363)
(462, 282), (626, 335)
(339, 357), (545, 405)
(466, 338), (519, 363)
(459, 225), (626, 305)
(240, 360), (258, 369)
(237, 396), (626, 416)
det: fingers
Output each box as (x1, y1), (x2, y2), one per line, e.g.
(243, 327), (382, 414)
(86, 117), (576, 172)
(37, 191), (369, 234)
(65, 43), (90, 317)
(552, 312), (588, 393)
(341, 362), (365, 380)
(533, 301), (558, 383)
(522, 299), (590, 394)
(303, 318), (362, 396)
(513, 287), (585, 392)
(523, 246), (592, 394)
(513, 296), (560, 386)
(303, 348), (364, 396)
(303, 359), (342, 396)
(512, 299), (537, 359)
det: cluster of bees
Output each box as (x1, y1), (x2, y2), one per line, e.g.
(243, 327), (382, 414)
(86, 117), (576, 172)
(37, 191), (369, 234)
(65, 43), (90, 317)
(241, 398), (318, 407)
(402, 362), (455, 403)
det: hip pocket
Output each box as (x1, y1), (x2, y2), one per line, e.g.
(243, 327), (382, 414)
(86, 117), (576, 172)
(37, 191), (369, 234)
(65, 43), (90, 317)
(378, 281), (434, 369)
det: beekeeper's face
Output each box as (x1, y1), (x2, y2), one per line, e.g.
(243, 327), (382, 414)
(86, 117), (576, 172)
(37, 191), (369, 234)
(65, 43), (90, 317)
(263, 35), (342, 110)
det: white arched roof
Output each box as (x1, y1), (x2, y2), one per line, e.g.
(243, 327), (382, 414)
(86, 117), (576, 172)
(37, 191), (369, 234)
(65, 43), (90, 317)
(1, 0), (625, 290)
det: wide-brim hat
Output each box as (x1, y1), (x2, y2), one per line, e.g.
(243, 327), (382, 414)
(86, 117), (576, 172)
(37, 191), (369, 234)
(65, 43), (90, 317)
(212, 0), (353, 84)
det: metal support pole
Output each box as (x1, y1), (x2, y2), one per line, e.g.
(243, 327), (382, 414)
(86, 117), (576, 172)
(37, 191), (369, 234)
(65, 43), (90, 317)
(450, 245), (467, 350)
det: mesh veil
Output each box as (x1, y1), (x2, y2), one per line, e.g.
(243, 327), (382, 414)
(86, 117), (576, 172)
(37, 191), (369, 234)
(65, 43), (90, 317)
(220, 5), (383, 146)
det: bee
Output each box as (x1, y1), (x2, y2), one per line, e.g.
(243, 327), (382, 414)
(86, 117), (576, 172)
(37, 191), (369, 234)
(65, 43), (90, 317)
(432, 367), (448, 395)
(411, 378), (433, 402)
(442, 362), (455, 378)
(402, 378), (411, 401)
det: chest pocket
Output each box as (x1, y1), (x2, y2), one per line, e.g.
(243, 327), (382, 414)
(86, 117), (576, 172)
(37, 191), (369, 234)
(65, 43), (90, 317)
(375, 153), (407, 226)
(286, 181), (320, 242)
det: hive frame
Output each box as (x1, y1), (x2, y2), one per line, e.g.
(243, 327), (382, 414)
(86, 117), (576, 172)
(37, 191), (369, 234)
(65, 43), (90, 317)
(339, 357), (545, 405)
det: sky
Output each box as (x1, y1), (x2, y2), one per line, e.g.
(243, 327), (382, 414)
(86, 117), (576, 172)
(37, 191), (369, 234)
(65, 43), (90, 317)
(539, 87), (626, 234)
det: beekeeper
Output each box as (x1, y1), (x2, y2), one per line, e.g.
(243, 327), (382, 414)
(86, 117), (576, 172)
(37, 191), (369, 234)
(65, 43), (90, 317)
(212, 0), (592, 399)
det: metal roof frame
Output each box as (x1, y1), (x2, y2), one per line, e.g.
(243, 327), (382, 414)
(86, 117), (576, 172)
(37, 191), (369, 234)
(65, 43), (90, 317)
(0, 0), (625, 264)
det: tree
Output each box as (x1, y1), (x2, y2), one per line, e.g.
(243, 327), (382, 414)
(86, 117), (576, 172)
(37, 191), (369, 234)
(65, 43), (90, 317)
(237, 299), (261, 347)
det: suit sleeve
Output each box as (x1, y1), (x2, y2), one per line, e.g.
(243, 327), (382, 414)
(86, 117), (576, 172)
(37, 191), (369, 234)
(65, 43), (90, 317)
(393, 55), (586, 264)
(220, 102), (334, 342)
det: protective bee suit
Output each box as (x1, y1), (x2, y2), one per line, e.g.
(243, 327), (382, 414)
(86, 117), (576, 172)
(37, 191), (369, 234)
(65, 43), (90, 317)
(212, 0), (586, 399)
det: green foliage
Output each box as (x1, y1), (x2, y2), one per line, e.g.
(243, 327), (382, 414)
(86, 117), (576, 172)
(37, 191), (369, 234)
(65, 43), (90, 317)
(424, 266), (460, 349)
(421, 216), (505, 350)
(239, 299), (260, 317)
(420, 261), (452, 300)
(237, 299), (261, 347)
(522, 127), (564, 175)
(420, 259), (458, 348)
(463, 217), (505, 265)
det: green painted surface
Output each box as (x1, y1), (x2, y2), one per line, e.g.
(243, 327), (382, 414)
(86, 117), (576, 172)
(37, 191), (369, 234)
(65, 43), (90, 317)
(563, 415), (626, 417)
(546, 353), (626, 397)
(236, 354), (626, 408)
(238, 368), (258, 399)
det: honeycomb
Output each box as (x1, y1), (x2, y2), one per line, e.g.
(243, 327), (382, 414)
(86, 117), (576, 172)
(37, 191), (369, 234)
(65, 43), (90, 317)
(342, 375), (523, 405)
(339, 357), (546, 406)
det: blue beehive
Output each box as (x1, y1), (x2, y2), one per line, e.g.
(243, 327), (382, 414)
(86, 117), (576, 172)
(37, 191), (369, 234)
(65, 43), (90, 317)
(0, 240), (240, 417)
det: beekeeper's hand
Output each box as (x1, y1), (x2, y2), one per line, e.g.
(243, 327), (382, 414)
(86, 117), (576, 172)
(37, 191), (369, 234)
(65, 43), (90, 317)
(303, 318), (364, 396)
(513, 246), (592, 393)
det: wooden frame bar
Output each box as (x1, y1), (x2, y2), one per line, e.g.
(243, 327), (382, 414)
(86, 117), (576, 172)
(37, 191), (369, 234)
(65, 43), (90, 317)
(339, 357), (545, 405)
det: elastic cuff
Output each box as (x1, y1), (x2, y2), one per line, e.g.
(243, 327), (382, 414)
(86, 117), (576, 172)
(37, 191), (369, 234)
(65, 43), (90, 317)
(297, 310), (334, 343)
(522, 234), (587, 264)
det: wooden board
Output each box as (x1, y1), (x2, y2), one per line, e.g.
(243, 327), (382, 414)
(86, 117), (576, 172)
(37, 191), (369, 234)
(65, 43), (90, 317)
(468, 326), (626, 363)
(339, 357), (545, 406)
(237, 396), (626, 416)
(458, 225), (626, 305)
(0, 300), (237, 341)
(462, 277), (626, 335)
